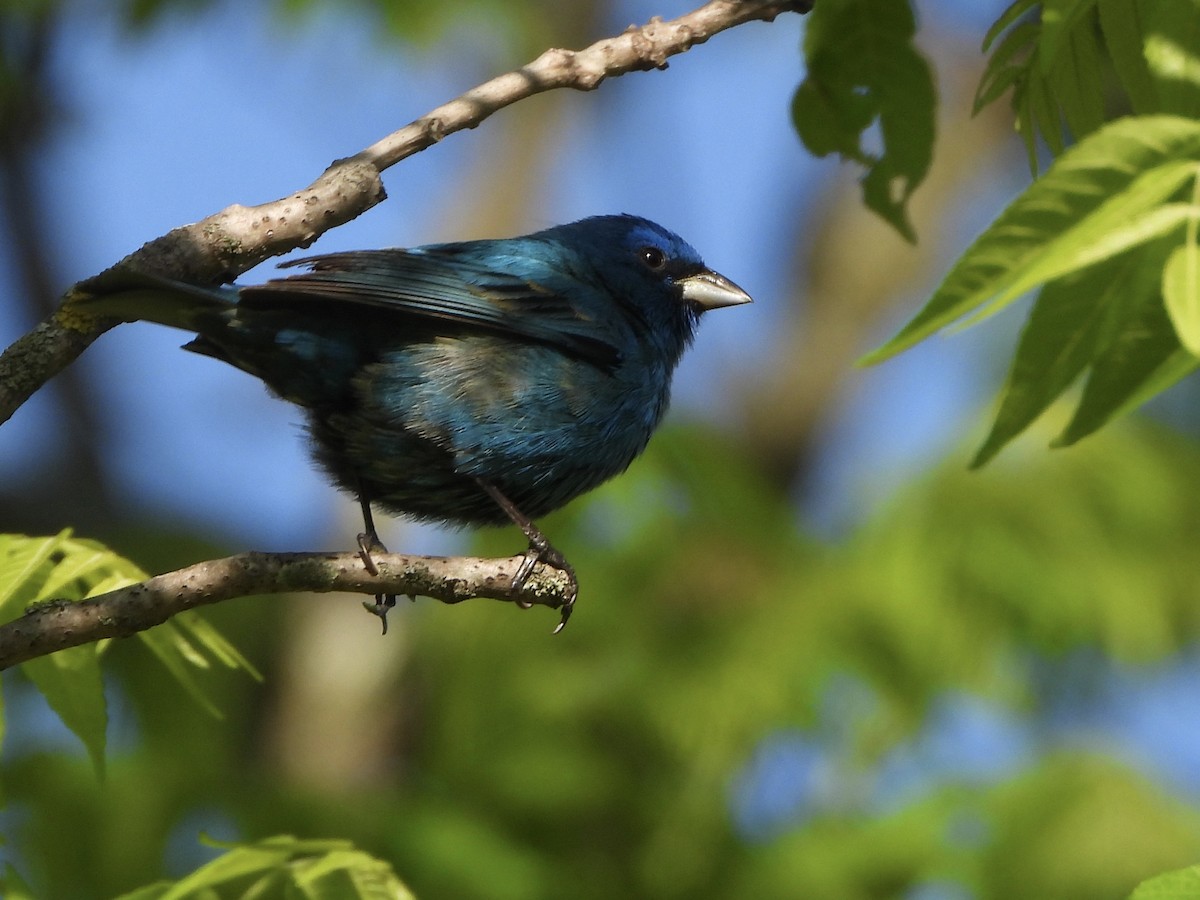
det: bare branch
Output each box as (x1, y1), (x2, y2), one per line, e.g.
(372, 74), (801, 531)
(0, 0), (811, 665)
(0, 0), (809, 425)
(0, 551), (574, 669)
(358, 0), (813, 170)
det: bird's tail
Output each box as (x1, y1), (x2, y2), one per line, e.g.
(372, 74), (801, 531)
(64, 269), (235, 333)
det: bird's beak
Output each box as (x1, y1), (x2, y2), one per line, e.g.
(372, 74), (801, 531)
(678, 269), (753, 311)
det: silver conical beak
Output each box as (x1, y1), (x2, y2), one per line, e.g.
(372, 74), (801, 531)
(678, 269), (753, 311)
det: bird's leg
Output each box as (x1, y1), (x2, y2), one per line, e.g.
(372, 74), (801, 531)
(355, 491), (386, 574)
(356, 488), (397, 634)
(475, 479), (577, 632)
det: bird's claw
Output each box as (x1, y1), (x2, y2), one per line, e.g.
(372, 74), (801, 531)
(356, 531), (387, 576)
(363, 594), (398, 634)
(510, 539), (577, 633)
(356, 529), (397, 634)
(552, 583), (577, 634)
(473, 478), (578, 632)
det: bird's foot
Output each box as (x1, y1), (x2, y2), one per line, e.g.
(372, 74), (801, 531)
(357, 530), (397, 635)
(474, 478), (578, 632)
(361, 594), (398, 634)
(356, 530), (386, 576)
(512, 534), (577, 634)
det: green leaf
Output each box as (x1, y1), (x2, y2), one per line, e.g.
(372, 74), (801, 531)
(1097, 0), (1158, 113)
(792, 0), (935, 241)
(971, 252), (1148, 466)
(791, 80), (873, 161)
(1057, 243), (1200, 445)
(1146, 0), (1200, 117)
(41, 541), (138, 598)
(112, 835), (415, 900)
(1048, 17), (1108, 140)
(1039, 0), (1099, 76)
(134, 611), (262, 719)
(24, 646), (108, 777)
(293, 848), (408, 899)
(1027, 65), (1067, 155)
(980, 0), (1148, 170)
(1064, 348), (1200, 445)
(1016, 79), (1041, 173)
(0, 531), (114, 774)
(1164, 243), (1200, 354)
(1128, 864), (1200, 899)
(0, 530), (69, 615)
(972, 195), (1194, 319)
(173, 611), (262, 678)
(975, 21), (1039, 114)
(135, 627), (224, 719)
(0, 533), (258, 767)
(1161, 166), (1200, 353)
(861, 116), (1200, 365)
(983, 0), (1039, 52)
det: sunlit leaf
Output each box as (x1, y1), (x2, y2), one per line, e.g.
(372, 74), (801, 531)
(971, 251), (1150, 466)
(979, 0), (1166, 169)
(0, 533), (257, 766)
(1164, 241), (1200, 354)
(862, 116), (1200, 364)
(1146, 0), (1200, 117)
(0, 531), (110, 774)
(112, 835), (414, 900)
(173, 612), (262, 678)
(1057, 255), (1199, 446)
(0, 531), (68, 615)
(1128, 864), (1200, 899)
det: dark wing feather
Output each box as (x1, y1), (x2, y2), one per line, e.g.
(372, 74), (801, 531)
(238, 249), (621, 370)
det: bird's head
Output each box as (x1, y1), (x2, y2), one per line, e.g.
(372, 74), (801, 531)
(544, 214), (751, 360)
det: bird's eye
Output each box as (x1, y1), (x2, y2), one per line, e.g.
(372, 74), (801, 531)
(639, 246), (667, 271)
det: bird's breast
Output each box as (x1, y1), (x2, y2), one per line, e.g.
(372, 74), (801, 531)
(369, 335), (670, 478)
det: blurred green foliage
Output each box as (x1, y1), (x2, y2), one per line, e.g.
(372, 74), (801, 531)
(7, 420), (1200, 898)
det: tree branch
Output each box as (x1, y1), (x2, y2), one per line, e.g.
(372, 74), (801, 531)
(0, 551), (574, 669)
(357, 0), (813, 170)
(0, 0), (811, 664)
(0, 0), (810, 426)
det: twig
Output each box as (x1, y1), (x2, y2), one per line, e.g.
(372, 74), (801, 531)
(0, 551), (574, 669)
(357, 0), (813, 170)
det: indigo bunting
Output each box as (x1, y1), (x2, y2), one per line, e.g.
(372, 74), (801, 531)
(74, 215), (751, 630)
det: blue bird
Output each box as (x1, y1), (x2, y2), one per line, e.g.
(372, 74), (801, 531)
(73, 215), (751, 630)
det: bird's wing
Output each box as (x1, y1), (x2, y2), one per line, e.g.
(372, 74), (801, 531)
(238, 249), (622, 370)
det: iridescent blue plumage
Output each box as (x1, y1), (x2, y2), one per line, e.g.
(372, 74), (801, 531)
(77, 214), (751, 627)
